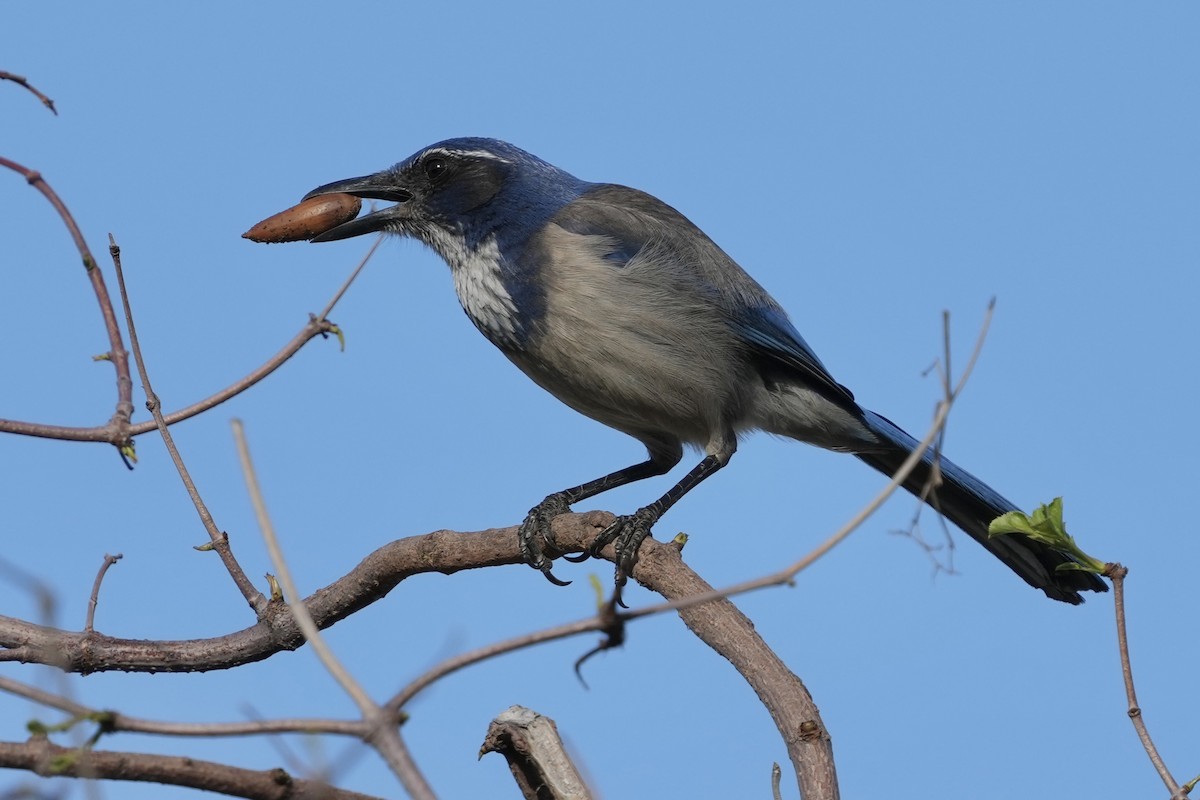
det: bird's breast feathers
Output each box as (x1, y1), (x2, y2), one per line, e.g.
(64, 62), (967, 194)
(423, 227), (524, 346)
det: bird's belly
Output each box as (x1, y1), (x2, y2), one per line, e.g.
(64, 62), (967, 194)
(507, 304), (752, 446)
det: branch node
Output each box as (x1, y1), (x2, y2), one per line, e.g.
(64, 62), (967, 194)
(797, 720), (823, 742)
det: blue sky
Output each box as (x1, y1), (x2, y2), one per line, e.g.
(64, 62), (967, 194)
(3, 3), (1197, 798)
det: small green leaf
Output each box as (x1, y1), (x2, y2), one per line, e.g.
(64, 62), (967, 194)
(989, 497), (1106, 574)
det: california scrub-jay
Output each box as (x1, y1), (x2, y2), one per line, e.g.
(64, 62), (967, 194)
(303, 137), (1105, 604)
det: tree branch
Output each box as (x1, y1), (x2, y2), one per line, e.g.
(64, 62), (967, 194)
(0, 514), (611, 673)
(0, 156), (133, 448)
(0, 738), (380, 800)
(1109, 564), (1187, 799)
(480, 706), (593, 800)
(0, 70), (57, 114)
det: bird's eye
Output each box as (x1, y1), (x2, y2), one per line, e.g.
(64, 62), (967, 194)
(423, 156), (448, 180)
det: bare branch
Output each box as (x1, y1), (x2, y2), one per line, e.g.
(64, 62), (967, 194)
(232, 420), (375, 711)
(0, 514), (613, 674)
(0, 674), (365, 739)
(388, 614), (610, 713)
(83, 554), (122, 633)
(1109, 564), (1186, 799)
(0, 157), (133, 447)
(622, 536), (840, 799)
(480, 706), (593, 800)
(0, 738), (381, 800)
(0, 71), (57, 114)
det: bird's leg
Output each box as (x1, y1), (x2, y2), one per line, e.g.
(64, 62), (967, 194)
(519, 457), (675, 584)
(592, 453), (729, 602)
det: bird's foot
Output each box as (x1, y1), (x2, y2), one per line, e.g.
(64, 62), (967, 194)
(518, 494), (573, 586)
(586, 509), (657, 606)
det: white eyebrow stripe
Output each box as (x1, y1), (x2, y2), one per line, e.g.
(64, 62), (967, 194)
(423, 147), (512, 164)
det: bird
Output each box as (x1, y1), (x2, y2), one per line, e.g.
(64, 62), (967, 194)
(301, 137), (1106, 604)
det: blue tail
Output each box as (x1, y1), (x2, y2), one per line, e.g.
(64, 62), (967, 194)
(856, 410), (1107, 604)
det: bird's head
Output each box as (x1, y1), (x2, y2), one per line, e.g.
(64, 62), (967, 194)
(304, 138), (586, 248)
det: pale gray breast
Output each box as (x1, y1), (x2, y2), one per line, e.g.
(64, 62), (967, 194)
(513, 224), (758, 446)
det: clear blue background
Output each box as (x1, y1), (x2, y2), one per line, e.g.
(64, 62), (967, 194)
(4, 3), (1197, 798)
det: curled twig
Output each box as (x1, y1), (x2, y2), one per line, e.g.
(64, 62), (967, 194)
(0, 70), (57, 114)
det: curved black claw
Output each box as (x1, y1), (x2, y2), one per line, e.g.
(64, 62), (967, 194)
(590, 509), (657, 606)
(517, 493), (573, 585)
(540, 567), (572, 587)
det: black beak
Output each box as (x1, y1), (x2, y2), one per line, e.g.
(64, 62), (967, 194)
(304, 174), (414, 242)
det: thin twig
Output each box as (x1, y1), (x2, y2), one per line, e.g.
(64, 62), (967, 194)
(108, 235), (266, 614)
(0, 239), (378, 442)
(318, 235), (382, 320)
(83, 553), (123, 633)
(0, 157), (133, 448)
(1109, 564), (1185, 798)
(0, 71), (57, 114)
(0, 739), (380, 800)
(0, 317), (334, 442)
(231, 420), (435, 800)
(0, 674), (366, 739)
(231, 420), (375, 712)
(388, 615), (611, 713)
